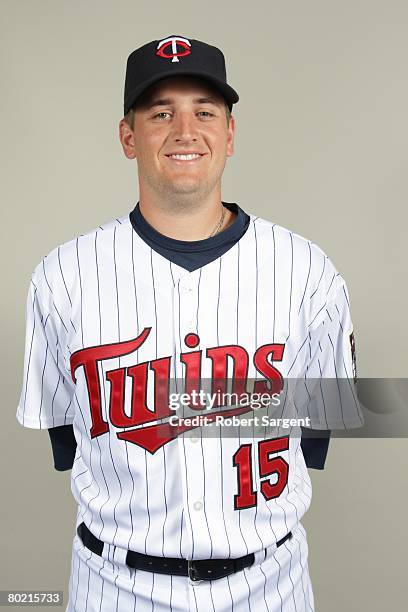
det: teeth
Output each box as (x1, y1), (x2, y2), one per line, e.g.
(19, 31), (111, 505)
(169, 154), (202, 160)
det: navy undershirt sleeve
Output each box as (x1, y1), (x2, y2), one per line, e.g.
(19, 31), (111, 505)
(48, 425), (77, 471)
(300, 428), (331, 470)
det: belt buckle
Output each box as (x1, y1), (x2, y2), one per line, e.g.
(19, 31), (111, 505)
(187, 560), (203, 583)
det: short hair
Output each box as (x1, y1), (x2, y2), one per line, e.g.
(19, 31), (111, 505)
(123, 82), (232, 131)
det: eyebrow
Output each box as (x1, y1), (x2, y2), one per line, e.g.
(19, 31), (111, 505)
(146, 96), (222, 110)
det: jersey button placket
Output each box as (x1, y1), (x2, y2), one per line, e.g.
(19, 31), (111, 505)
(180, 278), (196, 334)
(177, 276), (208, 556)
(177, 436), (207, 555)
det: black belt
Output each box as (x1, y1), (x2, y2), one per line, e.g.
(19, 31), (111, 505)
(76, 522), (292, 582)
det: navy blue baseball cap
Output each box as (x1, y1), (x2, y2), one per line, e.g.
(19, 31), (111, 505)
(123, 35), (239, 115)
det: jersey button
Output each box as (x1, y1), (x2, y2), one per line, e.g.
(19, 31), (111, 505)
(190, 436), (198, 443)
(193, 500), (203, 511)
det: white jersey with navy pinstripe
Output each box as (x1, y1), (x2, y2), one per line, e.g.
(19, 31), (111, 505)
(17, 210), (362, 566)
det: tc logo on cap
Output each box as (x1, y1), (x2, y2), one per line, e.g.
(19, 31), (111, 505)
(156, 36), (191, 63)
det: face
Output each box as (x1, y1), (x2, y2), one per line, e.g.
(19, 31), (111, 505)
(119, 76), (235, 203)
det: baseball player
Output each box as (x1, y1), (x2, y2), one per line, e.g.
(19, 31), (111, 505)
(16, 35), (363, 612)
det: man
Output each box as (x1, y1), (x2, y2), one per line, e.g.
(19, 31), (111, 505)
(17, 35), (362, 611)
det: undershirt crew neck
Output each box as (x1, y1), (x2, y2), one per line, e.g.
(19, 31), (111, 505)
(129, 201), (251, 272)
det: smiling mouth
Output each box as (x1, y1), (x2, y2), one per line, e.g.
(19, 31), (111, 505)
(165, 153), (206, 163)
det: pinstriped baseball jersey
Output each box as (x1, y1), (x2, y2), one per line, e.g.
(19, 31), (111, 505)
(16, 209), (362, 565)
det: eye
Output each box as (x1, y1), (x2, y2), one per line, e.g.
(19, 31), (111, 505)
(153, 112), (171, 119)
(197, 111), (214, 117)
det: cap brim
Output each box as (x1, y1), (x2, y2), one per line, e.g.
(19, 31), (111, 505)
(124, 69), (239, 115)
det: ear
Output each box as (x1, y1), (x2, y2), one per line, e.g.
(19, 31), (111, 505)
(119, 119), (137, 160)
(226, 114), (235, 157)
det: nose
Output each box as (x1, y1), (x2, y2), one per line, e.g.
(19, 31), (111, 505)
(172, 111), (198, 143)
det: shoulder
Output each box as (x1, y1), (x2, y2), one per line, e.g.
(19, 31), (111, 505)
(251, 213), (325, 253)
(29, 213), (131, 304)
(251, 214), (343, 283)
(249, 213), (348, 317)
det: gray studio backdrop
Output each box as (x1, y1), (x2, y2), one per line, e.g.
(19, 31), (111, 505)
(1, 1), (407, 611)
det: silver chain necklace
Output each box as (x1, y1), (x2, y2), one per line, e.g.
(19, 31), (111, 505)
(207, 206), (226, 239)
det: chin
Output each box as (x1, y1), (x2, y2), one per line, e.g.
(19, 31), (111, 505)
(167, 181), (202, 194)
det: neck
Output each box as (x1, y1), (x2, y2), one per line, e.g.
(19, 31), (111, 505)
(137, 191), (236, 240)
